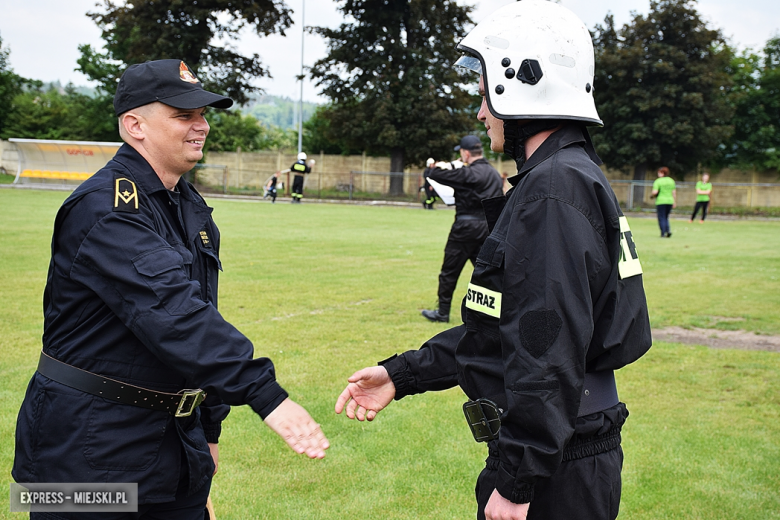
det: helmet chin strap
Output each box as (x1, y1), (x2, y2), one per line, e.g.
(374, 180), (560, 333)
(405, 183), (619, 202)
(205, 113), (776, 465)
(503, 119), (563, 171)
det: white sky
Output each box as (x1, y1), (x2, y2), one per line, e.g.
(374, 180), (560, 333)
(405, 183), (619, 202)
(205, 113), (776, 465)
(1, 0), (778, 103)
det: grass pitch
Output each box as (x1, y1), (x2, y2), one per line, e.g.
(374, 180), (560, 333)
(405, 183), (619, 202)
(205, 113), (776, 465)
(0, 188), (778, 519)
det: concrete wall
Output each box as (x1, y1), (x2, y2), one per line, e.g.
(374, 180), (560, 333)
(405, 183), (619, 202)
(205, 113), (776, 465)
(200, 150), (419, 195)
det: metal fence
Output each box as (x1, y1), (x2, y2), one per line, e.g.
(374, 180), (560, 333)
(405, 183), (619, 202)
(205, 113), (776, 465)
(612, 180), (780, 210)
(193, 166), (427, 203)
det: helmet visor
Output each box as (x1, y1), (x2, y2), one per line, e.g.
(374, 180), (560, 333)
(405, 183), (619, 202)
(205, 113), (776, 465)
(454, 55), (482, 75)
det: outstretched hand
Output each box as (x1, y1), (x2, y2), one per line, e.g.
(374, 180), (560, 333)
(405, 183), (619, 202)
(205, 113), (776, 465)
(335, 366), (396, 421)
(264, 398), (329, 459)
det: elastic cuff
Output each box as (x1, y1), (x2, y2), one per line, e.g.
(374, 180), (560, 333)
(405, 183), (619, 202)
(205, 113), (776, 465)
(378, 354), (415, 400)
(202, 422), (222, 444)
(496, 465), (534, 504)
(248, 381), (289, 420)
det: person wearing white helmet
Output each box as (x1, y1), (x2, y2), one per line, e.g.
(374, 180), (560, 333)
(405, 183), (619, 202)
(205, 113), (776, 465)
(290, 152), (311, 203)
(335, 2), (651, 520)
(421, 157), (437, 210)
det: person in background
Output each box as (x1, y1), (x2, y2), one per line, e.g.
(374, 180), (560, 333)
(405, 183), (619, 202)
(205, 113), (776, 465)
(651, 166), (676, 237)
(420, 135), (504, 323)
(265, 171), (280, 203)
(290, 152), (311, 203)
(422, 157), (438, 210)
(690, 172), (712, 223)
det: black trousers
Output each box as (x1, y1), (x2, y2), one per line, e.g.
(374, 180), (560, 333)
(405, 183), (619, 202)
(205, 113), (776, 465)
(437, 219), (489, 313)
(475, 404), (627, 520)
(691, 201), (709, 221)
(31, 474), (211, 520)
(476, 446), (622, 520)
(292, 175), (305, 198)
(423, 184), (437, 209)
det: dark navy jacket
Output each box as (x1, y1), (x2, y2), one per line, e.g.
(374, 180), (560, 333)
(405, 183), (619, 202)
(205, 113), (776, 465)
(429, 158), (504, 242)
(428, 158), (503, 218)
(383, 125), (651, 504)
(13, 144), (288, 503)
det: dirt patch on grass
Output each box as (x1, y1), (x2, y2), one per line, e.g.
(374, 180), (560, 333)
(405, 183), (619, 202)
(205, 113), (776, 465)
(653, 327), (780, 352)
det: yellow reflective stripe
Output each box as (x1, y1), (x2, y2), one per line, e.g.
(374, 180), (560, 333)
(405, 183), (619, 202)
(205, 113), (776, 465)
(465, 283), (502, 318)
(618, 216), (643, 279)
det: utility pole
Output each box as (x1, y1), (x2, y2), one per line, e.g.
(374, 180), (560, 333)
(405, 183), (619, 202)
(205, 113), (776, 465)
(297, 0), (305, 154)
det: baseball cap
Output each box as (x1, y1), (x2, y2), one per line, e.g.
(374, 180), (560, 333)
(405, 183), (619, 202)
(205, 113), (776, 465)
(454, 135), (482, 152)
(114, 59), (233, 116)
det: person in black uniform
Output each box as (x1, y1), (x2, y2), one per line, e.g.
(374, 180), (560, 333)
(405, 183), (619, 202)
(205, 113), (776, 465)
(290, 152), (311, 203)
(421, 157), (437, 209)
(265, 171), (280, 203)
(12, 59), (329, 519)
(335, 2), (651, 520)
(421, 135), (503, 323)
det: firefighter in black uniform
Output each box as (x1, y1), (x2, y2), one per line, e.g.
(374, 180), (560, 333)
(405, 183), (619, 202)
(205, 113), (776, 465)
(335, 2), (651, 520)
(421, 135), (503, 323)
(290, 152), (311, 203)
(421, 157), (437, 209)
(13, 59), (329, 519)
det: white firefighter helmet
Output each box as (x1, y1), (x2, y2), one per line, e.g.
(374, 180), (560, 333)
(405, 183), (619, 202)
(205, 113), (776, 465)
(297, 152), (307, 161)
(454, 0), (601, 125)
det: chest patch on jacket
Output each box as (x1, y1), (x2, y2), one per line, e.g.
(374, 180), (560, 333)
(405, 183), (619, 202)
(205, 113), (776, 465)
(113, 177), (139, 213)
(466, 283), (502, 318)
(618, 216), (642, 279)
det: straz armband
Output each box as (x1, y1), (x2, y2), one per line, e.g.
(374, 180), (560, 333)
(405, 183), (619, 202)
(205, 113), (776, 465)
(465, 283), (502, 318)
(618, 216), (643, 279)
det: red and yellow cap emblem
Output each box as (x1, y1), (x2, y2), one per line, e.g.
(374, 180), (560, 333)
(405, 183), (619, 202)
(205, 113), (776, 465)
(179, 61), (199, 84)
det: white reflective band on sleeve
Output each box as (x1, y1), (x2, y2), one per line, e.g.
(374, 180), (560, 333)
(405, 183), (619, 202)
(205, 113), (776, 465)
(465, 283), (502, 318)
(618, 216), (643, 279)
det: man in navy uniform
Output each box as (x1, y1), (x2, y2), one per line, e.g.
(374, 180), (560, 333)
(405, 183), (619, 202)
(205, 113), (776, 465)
(334, 2), (651, 519)
(13, 59), (329, 519)
(421, 135), (503, 323)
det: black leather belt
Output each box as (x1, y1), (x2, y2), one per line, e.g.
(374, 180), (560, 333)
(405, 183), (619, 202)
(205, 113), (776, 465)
(36, 351), (206, 417)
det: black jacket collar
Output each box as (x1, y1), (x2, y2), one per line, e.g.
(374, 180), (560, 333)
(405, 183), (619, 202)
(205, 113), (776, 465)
(112, 144), (199, 203)
(508, 125), (602, 186)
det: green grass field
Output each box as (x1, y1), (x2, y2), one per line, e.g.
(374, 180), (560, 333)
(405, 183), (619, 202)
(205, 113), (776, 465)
(0, 188), (778, 519)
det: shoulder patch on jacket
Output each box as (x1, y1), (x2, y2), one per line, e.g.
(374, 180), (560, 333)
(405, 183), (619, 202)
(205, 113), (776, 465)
(519, 309), (562, 358)
(618, 216), (642, 278)
(113, 176), (139, 213)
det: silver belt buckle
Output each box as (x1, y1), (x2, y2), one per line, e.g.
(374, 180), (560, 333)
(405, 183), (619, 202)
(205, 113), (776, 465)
(175, 389), (206, 417)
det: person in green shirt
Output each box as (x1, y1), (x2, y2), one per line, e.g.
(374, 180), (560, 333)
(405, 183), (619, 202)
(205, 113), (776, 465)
(651, 166), (676, 237)
(690, 172), (713, 223)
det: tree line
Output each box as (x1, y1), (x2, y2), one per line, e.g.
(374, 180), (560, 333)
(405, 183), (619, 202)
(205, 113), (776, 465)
(0, 0), (778, 180)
